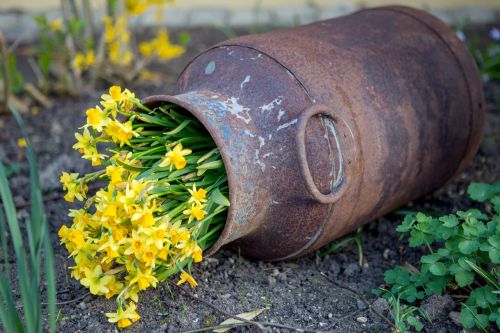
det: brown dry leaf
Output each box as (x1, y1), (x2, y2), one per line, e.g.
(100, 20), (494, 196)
(213, 308), (267, 333)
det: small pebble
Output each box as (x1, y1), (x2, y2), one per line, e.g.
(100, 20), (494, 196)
(277, 272), (287, 283)
(267, 276), (276, 286)
(372, 297), (389, 314)
(356, 299), (366, 310)
(328, 313), (333, 319)
(449, 311), (462, 327)
(343, 262), (360, 276)
(356, 316), (368, 323)
(383, 248), (391, 259)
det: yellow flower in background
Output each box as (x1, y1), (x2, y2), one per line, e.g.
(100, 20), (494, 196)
(159, 143), (191, 170)
(49, 18), (63, 31)
(72, 50), (95, 72)
(17, 138), (27, 148)
(103, 16), (133, 66)
(106, 302), (141, 329)
(177, 271), (197, 288)
(126, 0), (148, 15)
(139, 29), (185, 61)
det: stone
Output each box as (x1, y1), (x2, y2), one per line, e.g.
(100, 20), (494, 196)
(39, 154), (78, 190)
(343, 262), (360, 276)
(422, 295), (455, 321)
(372, 297), (389, 314)
(267, 276), (276, 286)
(356, 316), (368, 323)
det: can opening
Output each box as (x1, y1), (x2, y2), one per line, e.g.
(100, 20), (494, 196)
(140, 95), (232, 257)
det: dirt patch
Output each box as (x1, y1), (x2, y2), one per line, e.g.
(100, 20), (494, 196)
(0, 26), (499, 333)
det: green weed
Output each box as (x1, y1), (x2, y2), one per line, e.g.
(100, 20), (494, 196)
(376, 182), (500, 331)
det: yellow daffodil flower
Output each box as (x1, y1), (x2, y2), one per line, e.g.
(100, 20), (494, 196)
(129, 268), (158, 290)
(80, 265), (113, 295)
(159, 143), (191, 170)
(131, 202), (157, 227)
(73, 128), (94, 155)
(85, 106), (108, 132)
(183, 203), (206, 222)
(105, 302), (140, 328)
(177, 271), (197, 288)
(104, 277), (124, 299)
(170, 226), (190, 246)
(60, 172), (88, 202)
(106, 120), (138, 147)
(188, 184), (207, 205)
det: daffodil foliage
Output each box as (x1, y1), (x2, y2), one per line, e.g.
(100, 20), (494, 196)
(59, 86), (229, 328)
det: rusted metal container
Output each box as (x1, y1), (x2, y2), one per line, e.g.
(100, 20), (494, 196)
(143, 6), (484, 260)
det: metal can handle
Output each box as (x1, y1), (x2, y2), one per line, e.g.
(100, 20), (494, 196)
(296, 104), (346, 204)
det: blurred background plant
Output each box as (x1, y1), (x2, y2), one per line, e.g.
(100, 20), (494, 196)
(0, 0), (188, 104)
(456, 23), (500, 82)
(30, 0), (187, 94)
(0, 105), (57, 333)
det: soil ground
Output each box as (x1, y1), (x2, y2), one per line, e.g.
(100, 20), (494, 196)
(0, 26), (499, 333)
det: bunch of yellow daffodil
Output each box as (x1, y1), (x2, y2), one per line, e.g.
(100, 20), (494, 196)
(59, 86), (229, 328)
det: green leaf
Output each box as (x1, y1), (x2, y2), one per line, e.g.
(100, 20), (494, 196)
(406, 315), (424, 331)
(491, 195), (500, 214)
(429, 262), (447, 276)
(439, 214), (459, 227)
(396, 214), (415, 233)
(425, 275), (450, 295)
(489, 309), (500, 328)
(468, 183), (492, 202)
(450, 263), (474, 287)
(384, 267), (410, 285)
(487, 235), (500, 263)
(468, 286), (496, 309)
(178, 31), (191, 46)
(461, 304), (489, 330)
(211, 187), (230, 207)
(458, 239), (479, 254)
(421, 254), (447, 275)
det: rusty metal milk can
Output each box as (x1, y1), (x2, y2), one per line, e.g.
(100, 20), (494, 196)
(142, 6), (485, 260)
